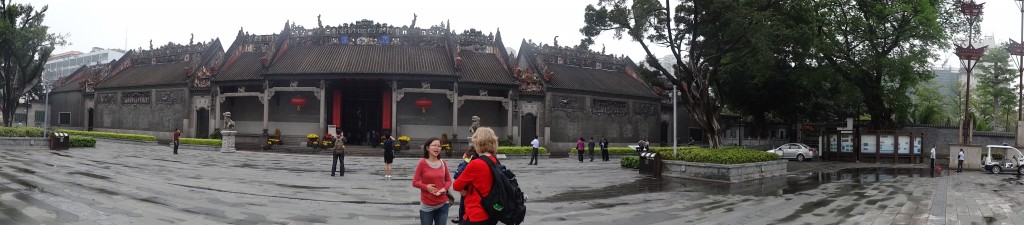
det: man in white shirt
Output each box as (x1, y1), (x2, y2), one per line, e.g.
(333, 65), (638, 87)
(930, 145), (936, 171)
(529, 136), (540, 165)
(957, 149), (965, 173)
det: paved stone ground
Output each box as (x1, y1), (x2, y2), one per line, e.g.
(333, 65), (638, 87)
(0, 141), (1020, 224)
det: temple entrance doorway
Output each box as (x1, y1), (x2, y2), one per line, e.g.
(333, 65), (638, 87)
(335, 80), (385, 145)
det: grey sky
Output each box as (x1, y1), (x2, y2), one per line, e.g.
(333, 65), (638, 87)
(30, 0), (1024, 69)
(33, 0), (667, 64)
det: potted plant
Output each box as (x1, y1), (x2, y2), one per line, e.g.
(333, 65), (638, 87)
(398, 135), (411, 150)
(307, 134), (319, 147)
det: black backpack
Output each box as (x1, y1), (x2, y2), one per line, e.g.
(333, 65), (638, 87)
(474, 156), (527, 225)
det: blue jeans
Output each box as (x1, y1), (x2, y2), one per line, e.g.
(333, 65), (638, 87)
(420, 203), (449, 225)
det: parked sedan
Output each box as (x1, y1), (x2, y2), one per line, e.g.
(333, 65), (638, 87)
(768, 143), (815, 161)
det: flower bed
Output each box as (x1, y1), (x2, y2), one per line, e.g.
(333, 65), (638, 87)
(56, 129), (156, 142)
(620, 156), (639, 169)
(495, 146), (548, 155)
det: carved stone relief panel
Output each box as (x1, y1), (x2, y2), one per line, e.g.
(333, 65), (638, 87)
(551, 95), (584, 113)
(98, 93), (118, 105)
(122, 91), (152, 106)
(156, 90), (185, 105)
(591, 99), (628, 117)
(633, 102), (657, 116)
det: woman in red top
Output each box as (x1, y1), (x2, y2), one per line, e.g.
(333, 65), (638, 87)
(412, 137), (453, 225)
(453, 127), (499, 225)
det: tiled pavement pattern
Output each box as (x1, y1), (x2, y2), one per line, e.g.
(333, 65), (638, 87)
(0, 141), (1020, 224)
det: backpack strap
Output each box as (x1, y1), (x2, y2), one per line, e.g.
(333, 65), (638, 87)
(471, 156), (498, 199)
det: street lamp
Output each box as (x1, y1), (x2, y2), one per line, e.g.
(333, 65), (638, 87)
(955, 0), (987, 145)
(43, 79), (51, 138)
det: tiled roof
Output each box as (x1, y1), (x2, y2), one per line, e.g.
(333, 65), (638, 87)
(95, 62), (188, 89)
(458, 53), (514, 86)
(52, 68), (88, 93)
(544, 64), (659, 98)
(266, 45), (455, 76)
(215, 52), (264, 82)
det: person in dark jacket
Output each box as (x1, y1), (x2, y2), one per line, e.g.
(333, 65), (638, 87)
(451, 147), (478, 224)
(383, 134), (395, 179)
(588, 137), (596, 162)
(600, 137), (609, 161)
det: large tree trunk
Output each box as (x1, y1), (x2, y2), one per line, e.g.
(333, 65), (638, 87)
(859, 82), (896, 130)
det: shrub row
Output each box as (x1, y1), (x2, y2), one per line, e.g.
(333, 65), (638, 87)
(672, 147), (779, 164)
(180, 138), (222, 146)
(620, 156), (639, 169)
(56, 129), (157, 142)
(0, 127), (44, 137)
(496, 146), (548, 155)
(70, 136), (96, 148)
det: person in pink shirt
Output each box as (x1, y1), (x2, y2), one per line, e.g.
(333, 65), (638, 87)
(412, 137), (453, 225)
(577, 137), (585, 163)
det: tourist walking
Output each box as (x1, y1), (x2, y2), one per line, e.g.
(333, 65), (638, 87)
(451, 147), (478, 224)
(453, 127), (500, 225)
(577, 137), (585, 163)
(413, 137), (452, 225)
(331, 130), (346, 177)
(529, 136), (540, 165)
(384, 134), (396, 179)
(957, 149), (965, 173)
(600, 137), (609, 161)
(930, 145), (936, 172)
(172, 129), (180, 155)
(588, 137), (596, 162)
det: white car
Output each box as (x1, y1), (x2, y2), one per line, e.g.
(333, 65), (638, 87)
(767, 143), (815, 162)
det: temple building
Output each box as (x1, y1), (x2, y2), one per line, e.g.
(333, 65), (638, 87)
(48, 18), (674, 151)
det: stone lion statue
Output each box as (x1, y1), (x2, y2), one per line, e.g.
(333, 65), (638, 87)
(223, 112), (235, 130)
(470, 116), (480, 135)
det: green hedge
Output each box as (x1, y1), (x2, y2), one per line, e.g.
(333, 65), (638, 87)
(496, 146), (548, 154)
(56, 129), (156, 142)
(180, 138), (221, 146)
(620, 156), (639, 169)
(672, 147), (779, 164)
(70, 136), (96, 148)
(0, 127), (44, 137)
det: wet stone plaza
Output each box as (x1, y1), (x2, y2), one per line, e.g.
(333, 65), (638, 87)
(0, 142), (1020, 224)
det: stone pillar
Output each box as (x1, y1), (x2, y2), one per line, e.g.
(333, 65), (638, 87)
(453, 82), (459, 137)
(506, 99), (512, 138)
(1017, 121), (1024, 147)
(319, 80), (326, 135)
(214, 88), (221, 132)
(263, 81), (270, 131)
(391, 80), (398, 135)
(220, 130), (237, 153)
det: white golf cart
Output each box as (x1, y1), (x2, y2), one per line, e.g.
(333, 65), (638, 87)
(982, 145), (1024, 174)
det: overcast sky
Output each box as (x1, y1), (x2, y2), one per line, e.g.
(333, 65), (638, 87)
(28, 0), (1024, 68)
(32, 0), (667, 63)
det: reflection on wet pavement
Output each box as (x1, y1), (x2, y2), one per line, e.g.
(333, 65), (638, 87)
(539, 167), (938, 202)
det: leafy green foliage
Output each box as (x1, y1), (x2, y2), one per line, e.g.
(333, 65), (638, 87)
(811, 0), (955, 129)
(69, 136), (95, 148)
(651, 146), (778, 164)
(0, 127), (43, 137)
(56, 129), (156, 142)
(620, 156), (639, 169)
(496, 146), (548, 155)
(209, 128), (223, 139)
(0, 1), (66, 126)
(908, 80), (954, 125)
(180, 138), (221, 146)
(972, 45), (1017, 132)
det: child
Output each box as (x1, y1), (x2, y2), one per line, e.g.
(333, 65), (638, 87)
(451, 147), (478, 224)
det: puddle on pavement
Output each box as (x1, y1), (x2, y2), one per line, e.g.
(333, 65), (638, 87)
(274, 183), (330, 190)
(49, 152), (70, 157)
(537, 167), (935, 203)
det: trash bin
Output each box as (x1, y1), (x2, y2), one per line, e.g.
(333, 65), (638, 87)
(50, 132), (69, 150)
(639, 152), (663, 176)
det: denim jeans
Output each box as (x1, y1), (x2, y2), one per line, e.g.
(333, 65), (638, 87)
(420, 203), (449, 225)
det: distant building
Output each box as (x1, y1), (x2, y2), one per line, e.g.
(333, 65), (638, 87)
(931, 67), (960, 98)
(43, 47), (126, 82)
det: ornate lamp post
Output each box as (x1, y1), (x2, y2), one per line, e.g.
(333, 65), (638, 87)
(956, 0), (987, 145)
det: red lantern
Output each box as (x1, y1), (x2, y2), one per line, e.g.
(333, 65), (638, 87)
(415, 96), (432, 113)
(291, 95), (308, 111)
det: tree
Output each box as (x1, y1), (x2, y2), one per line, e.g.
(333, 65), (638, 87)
(973, 44), (1017, 132)
(581, 0), (787, 148)
(0, 0), (63, 127)
(810, 0), (960, 130)
(908, 80), (952, 125)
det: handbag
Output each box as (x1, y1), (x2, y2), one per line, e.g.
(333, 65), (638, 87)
(443, 160), (456, 205)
